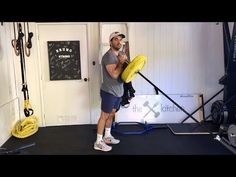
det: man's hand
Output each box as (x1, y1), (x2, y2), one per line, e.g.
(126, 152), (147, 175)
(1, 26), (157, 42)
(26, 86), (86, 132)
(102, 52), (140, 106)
(118, 52), (128, 65)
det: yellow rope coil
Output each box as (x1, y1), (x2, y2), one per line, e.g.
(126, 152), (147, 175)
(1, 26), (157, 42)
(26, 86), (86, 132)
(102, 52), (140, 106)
(121, 55), (147, 83)
(11, 115), (39, 138)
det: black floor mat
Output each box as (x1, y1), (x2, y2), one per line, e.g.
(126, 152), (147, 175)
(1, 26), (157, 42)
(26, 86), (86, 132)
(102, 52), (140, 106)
(0, 124), (234, 155)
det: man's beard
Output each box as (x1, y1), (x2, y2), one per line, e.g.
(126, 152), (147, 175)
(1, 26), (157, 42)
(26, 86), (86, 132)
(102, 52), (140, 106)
(112, 45), (122, 51)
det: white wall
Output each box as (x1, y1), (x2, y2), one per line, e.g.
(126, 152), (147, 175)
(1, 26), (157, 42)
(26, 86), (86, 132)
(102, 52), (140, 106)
(128, 22), (224, 117)
(0, 23), (19, 146)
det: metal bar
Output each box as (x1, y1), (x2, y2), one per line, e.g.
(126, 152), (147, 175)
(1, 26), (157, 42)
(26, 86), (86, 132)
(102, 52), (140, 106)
(215, 136), (236, 154)
(137, 71), (200, 123)
(181, 88), (224, 123)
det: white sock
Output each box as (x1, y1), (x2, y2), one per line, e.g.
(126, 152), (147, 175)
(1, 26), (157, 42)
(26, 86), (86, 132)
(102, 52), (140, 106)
(96, 134), (103, 143)
(104, 128), (111, 138)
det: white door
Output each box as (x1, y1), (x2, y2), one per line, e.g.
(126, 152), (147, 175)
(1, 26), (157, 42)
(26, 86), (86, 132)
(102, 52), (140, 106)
(37, 23), (90, 126)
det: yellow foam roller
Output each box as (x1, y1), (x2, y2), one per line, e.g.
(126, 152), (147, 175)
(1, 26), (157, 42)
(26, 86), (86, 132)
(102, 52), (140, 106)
(121, 55), (147, 83)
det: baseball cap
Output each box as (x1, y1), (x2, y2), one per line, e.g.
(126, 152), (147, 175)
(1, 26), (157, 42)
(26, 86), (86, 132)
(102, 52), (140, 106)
(109, 31), (125, 41)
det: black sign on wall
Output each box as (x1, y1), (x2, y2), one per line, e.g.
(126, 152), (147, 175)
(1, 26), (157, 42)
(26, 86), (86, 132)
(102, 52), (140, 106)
(47, 41), (81, 80)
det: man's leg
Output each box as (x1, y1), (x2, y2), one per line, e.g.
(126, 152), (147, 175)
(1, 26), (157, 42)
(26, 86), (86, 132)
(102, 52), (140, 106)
(104, 109), (120, 144)
(105, 109), (116, 129)
(97, 111), (110, 138)
(97, 90), (112, 142)
(94, 111), (112, 152)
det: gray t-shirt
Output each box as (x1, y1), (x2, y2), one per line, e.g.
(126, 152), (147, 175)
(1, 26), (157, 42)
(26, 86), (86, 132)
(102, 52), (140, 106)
(101, 49), (124, 97)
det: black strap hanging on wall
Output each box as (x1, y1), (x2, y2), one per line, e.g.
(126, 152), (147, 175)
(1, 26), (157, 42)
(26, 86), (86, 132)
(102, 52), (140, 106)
(12, 22), (34, 117)
(11, 22), (39, 139)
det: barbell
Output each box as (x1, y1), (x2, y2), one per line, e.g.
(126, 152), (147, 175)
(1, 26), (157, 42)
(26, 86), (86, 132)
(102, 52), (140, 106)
(120, 54), (200, 123)
(121, 55), (147, 83)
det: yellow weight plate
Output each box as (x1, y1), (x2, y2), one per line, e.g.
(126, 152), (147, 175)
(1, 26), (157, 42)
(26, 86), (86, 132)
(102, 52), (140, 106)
(121, 55), (147, 83)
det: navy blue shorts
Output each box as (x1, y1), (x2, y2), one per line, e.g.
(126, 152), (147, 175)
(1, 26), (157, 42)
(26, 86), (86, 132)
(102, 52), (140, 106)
(100, 89), (121, 113)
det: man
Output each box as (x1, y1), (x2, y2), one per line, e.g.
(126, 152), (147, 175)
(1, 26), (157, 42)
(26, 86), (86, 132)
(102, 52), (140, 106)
(94, 31), (128, 152)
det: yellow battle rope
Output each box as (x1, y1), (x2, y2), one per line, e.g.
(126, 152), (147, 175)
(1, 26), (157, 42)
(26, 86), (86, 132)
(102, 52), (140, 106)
(12, 116), (38, 138)
(12, 100), (39, 138)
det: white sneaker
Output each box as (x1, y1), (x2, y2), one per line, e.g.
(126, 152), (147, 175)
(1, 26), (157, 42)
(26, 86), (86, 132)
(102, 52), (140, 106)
(103, 135), (120, 145)
(94, 140), (112, 152)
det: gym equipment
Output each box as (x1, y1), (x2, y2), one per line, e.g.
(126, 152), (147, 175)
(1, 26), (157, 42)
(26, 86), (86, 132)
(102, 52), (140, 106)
(181, 90), (222, 123)
(215, 124), (236, 154)
(217, 22), (236, 124)
(212, 22), (236, 154)
(121, 55), (147, 83)
(11, 22), (38, 138)
(170, 93), (236, 135)
(168, 123), (220, 135)
(11, 115), (38, 138)
(211, 100), (228, 125)
(228, 124), (236, 147)
(120, 82), (135, 107)
(112, 121), (168, 135)
(120, 41), (136, 107)
(23, 22), (33, 57)
(114, 48), (210, 135)
(114, 57), (209, 135)
(0, 143), (36, 155)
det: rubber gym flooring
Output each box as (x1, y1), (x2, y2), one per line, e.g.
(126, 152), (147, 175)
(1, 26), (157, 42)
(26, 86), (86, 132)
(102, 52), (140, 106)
(1, 123), (234, 155)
